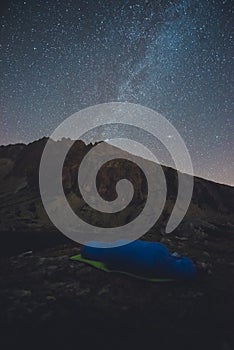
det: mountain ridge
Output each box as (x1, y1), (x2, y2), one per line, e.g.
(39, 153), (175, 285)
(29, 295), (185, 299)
(1, 136), (233, 188)
(0, 137), (233, 240)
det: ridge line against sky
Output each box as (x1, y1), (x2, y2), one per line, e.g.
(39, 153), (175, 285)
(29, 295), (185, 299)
(0, 136), (233, 188)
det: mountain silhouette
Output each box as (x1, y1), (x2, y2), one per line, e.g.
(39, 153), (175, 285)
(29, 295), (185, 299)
(0, 137), (233, 255)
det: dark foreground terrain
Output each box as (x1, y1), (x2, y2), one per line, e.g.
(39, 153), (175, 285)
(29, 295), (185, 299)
(0, 139), (234, 349)
(1, 226), (234, 350)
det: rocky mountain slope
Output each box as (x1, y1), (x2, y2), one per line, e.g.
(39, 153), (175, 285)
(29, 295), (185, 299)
(0, 138), (233, 248)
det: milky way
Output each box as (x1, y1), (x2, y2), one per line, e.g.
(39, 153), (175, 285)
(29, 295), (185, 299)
(0, 0), (233, 185)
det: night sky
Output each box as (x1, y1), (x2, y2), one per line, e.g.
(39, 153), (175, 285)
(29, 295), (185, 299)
(0, 0), (233, 185)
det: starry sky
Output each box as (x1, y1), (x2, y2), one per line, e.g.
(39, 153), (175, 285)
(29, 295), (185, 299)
(0, 0), (233, 185)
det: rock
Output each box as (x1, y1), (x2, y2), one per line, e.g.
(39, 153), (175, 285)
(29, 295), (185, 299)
(202, 251), (210, 257)
(14, 289), (32, 298)
(77, 288), (90, 296)
(18, 250), (33, 257)
(175, 236), (188, 241)
(46, 295), (56, 301)
(98, 285), (110, 296)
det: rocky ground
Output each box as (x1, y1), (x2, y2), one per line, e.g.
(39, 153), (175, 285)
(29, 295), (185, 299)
(0, 228), (234, 350)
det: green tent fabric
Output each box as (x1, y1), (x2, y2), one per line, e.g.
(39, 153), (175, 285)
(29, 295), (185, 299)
(71, 254), (175, 282)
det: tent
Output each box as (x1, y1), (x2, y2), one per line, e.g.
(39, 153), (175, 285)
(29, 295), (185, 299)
(72, 240), (196, 281)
